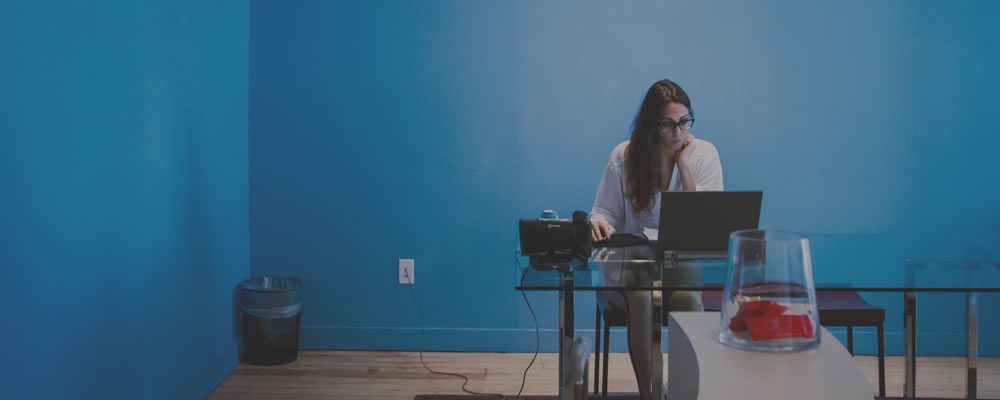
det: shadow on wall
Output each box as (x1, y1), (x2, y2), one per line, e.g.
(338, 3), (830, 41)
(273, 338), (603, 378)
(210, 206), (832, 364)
(233, 283), (244, 361)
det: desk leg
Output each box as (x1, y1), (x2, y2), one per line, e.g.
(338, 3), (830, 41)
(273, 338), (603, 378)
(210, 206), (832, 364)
(558, 272), (574, 400)
(967, 292), (978, 400)
(651, 285), (663, 400)
(904, 291), (916, 398)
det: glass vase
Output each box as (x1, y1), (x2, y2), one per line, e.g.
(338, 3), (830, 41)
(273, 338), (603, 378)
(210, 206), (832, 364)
(718, 230), (821, 352)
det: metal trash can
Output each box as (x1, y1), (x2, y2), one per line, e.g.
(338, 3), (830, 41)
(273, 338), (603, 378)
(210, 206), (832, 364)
(239, 276), (303, 365)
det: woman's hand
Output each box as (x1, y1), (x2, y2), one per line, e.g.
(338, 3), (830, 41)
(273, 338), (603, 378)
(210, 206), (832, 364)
(676, 134), (698, 191)
(591, 220), (615, 242)
(676, 133), (696, 166)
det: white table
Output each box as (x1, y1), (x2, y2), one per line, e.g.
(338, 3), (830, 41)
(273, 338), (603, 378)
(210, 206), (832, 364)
(667, 312), (873, 400)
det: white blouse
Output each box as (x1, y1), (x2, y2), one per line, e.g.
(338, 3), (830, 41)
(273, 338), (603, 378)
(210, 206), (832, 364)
(589, 139), (724, 237)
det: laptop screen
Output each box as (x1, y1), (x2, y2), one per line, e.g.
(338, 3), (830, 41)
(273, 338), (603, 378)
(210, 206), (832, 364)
(657, 191), (763, 252)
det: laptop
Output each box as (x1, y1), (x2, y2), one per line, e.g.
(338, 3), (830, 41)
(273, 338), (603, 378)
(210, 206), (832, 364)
(655, 191), (763, 254)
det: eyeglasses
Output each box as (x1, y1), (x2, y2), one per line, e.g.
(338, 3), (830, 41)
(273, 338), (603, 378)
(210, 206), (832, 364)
(657, 115), (695, 132)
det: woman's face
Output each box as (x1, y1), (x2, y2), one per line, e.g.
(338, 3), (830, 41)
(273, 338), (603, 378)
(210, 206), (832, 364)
(658, 102), (692, 152)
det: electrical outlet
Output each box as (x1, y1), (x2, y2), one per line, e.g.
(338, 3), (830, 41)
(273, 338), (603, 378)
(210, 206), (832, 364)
(399, 259), (414, 284)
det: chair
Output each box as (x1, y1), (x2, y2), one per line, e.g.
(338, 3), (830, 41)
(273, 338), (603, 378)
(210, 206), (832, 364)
(592, 290), (695, 400)
(593, 286), (886, 399)
(593, 302), (626, 400)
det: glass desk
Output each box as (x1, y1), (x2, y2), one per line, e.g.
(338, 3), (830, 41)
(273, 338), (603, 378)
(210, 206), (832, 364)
(515, 236), (1000, 400)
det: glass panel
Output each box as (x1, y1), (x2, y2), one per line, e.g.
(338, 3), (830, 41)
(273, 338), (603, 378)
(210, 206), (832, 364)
(516, 233), (1000, 292)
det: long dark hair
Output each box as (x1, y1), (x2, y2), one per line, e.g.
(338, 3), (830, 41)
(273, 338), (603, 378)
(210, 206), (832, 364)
(624, 79), (693, 214)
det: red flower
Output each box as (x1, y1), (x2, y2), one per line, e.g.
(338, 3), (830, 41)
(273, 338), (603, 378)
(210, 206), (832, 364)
(728, 300), (813, 340)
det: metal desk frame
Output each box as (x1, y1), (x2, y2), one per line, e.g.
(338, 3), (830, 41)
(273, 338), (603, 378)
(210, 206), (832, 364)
(531, 253), (997, 400)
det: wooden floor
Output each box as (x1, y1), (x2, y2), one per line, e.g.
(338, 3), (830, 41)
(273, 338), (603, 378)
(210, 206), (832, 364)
(209, 350), (1000, 399)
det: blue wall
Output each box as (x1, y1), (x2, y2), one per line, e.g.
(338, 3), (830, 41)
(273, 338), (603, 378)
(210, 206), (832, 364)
(249, 0), (1000, 357)
(1, 1), (248, 398)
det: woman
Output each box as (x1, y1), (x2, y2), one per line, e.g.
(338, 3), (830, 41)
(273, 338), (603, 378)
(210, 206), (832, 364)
(591, 79), (723, 240)
(590, 79), (722, 399)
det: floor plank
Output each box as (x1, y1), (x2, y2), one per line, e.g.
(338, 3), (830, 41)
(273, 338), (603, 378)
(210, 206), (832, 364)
(208, 350), (999, 399)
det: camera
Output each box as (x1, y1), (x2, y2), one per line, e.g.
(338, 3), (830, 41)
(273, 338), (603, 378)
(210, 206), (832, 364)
(518, 211), (593, 269)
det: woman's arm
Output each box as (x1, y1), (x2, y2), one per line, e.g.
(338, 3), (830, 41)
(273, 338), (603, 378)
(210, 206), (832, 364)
(590, 149), (626, 240)
(677, 157), (699, 192)
(676, 135), (723, 191)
